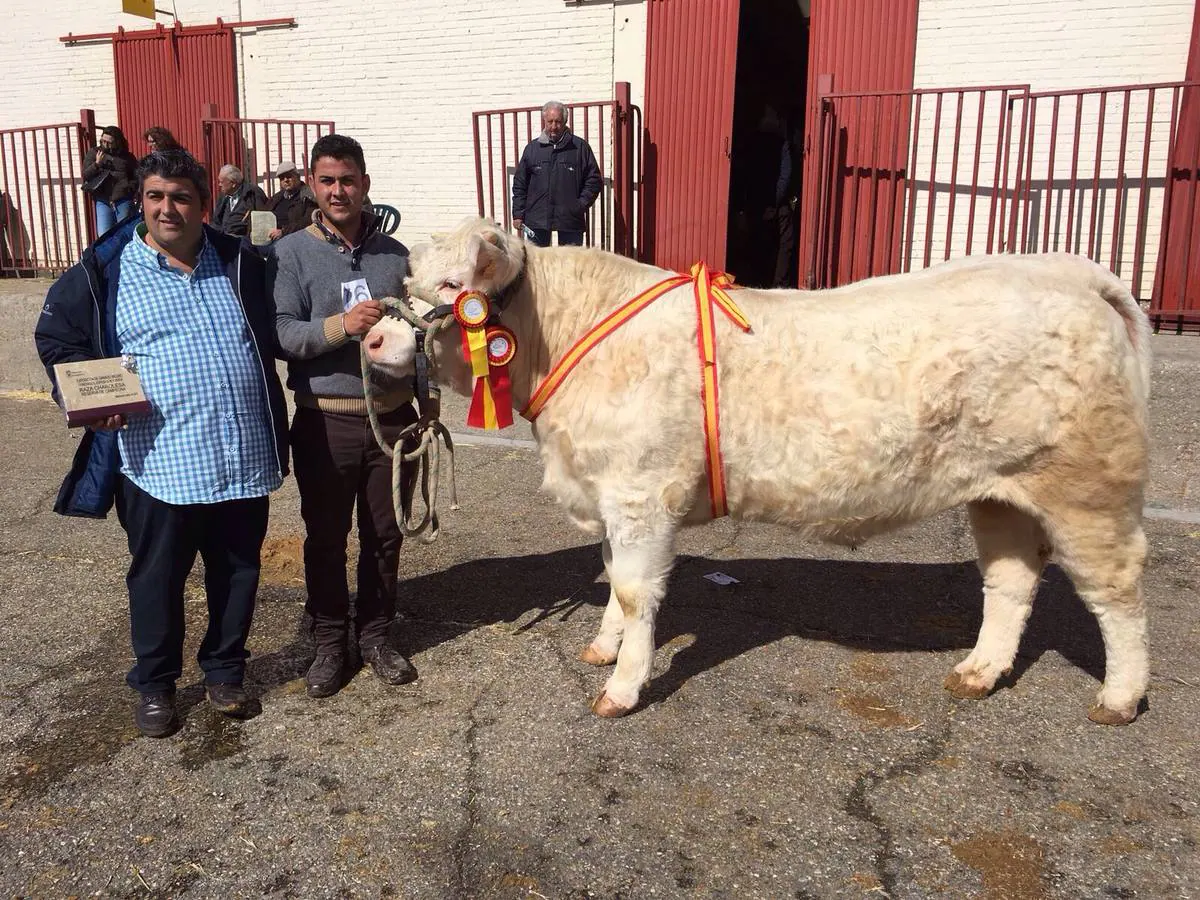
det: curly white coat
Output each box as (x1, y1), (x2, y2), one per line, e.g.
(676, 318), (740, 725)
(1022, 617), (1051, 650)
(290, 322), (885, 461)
(366, 218), (1152, 725)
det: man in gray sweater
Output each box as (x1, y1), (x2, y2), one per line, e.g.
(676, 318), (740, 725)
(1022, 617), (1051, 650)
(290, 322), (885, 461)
(271, 134), (419, 698)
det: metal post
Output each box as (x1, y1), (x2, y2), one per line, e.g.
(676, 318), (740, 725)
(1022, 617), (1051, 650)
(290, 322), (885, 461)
(79, 108), (97, 246)
(613, 81), (634, 258)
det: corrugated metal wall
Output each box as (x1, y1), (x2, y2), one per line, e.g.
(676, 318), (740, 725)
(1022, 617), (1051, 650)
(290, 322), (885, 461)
(1155, 0), (1200, 318)
(643, 0), (740, 272)
(114, 24), (236, 158)
(798, 0), (919, 284)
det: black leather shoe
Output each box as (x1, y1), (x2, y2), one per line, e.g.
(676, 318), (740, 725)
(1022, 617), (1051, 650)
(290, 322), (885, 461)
(135, 692), (177, 738)
(206, 682), (251, 716)
(306, 652), (346, 699)
(362, 644), (418, 685)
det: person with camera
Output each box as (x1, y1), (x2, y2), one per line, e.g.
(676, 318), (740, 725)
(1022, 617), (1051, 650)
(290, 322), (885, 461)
(81, 126), (138, 236)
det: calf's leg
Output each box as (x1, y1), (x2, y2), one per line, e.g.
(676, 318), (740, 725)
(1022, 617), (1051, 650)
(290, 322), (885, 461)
(579, 539), (623, 666)
(590, 520), (677, 717)
(946, 500), (1048, 699)
(1045, 508), (1148, 724)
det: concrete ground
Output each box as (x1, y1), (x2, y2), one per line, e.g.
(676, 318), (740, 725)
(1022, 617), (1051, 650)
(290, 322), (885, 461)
(0, 279), (1198, 898)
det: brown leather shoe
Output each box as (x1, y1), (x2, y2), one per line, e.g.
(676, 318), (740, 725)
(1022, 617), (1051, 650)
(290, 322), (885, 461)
(206, 682), (251, 716)
(135, 692), (177, 738)
(362, 644), (418, 685)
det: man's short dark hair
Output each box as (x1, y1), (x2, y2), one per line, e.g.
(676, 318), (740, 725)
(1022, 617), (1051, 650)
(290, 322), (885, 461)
(136, 150), (211, 206)
(310, 134), (367, 175)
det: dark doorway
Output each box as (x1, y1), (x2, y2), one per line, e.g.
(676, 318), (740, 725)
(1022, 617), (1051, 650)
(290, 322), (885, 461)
(726, 0), (809, 288)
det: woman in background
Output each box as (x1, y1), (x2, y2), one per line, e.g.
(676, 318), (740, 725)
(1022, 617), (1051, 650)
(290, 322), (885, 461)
(81, 125), (138, 236)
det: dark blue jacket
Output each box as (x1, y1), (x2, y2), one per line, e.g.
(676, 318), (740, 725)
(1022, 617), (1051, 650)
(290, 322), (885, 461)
(511, 132), (602, 232)
(33, 219), (290, 518)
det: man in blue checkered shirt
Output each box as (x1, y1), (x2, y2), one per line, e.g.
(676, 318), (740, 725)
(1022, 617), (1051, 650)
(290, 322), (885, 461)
(35, 150), (290, 738)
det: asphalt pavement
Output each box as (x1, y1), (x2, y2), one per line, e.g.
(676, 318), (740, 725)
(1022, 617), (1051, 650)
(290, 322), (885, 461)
(1, 279), (1198, 898)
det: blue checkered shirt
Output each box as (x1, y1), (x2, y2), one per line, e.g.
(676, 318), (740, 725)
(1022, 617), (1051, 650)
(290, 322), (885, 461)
(114, 225), (283, 504)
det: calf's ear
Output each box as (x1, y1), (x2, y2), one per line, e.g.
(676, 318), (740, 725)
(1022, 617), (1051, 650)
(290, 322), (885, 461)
(467, 231), (506, 280)
(408, 242), (431, 268)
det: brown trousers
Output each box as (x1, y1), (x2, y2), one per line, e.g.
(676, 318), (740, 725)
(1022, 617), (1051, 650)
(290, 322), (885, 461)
(290, 404), (418, 652)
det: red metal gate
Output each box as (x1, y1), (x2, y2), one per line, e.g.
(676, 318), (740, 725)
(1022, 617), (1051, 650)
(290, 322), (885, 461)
(203, 113), (335, 211)
(0, 111), (95, 275)
(113, 22), (238, 157)
(472, 84), (642, 257)
(643, 0), (740, 271)
(798, 0), (920, 287)
(1154, 8), (1200, 326)
(806, 84), (1028, 287)
(806, 79), (1200, 331)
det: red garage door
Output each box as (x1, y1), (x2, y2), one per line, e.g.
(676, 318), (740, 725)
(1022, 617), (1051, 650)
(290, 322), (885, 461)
(798, 0), (919, 286)
(643, 0), (741, 272)
(1152, 1), (1200, 324)
(114, 22), (237, 158)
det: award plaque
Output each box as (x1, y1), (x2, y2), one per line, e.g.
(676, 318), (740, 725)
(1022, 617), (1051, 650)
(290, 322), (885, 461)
(249, 210), (276, 246)
(52, 357), (152, 428)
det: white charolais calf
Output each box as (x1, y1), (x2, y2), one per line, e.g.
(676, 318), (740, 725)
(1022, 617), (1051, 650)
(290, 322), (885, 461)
(367, 218), (1152, 725)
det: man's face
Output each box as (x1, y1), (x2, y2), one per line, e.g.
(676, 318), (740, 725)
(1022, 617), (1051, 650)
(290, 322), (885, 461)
(279, 171), (300, 192)
(312, 156), (370, 229)
(543, 108), (567, 142)
(98, 135), (116, 152)
(141, 174), (205, 253)
(218, 173), (239, 196)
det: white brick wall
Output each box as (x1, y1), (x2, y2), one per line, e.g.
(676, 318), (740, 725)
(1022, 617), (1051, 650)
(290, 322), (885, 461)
(1, 1), (648, 258)
(913, 0), (1194, 91)
(0, 2), (242, 129)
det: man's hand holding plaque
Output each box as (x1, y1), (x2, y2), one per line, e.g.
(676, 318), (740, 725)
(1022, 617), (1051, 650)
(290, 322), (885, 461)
(52, 357), (152, 428)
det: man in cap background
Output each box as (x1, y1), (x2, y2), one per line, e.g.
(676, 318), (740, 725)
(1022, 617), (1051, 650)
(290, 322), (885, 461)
(266, 162), (318, 242)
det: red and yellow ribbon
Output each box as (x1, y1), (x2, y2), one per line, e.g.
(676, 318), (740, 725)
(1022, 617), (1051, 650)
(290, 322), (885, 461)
(455, 291), (491, 378)
(466, 325), (517, 430)
(521, 263), (751, 518)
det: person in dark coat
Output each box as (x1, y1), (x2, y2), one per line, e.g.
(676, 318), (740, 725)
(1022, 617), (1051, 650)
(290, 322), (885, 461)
(511, 100), (602, 248)
(34, 149), (289, 738)
(265, 161), (318, 242)
(213, 164), (269, 237)
(81, 126), (138, 235)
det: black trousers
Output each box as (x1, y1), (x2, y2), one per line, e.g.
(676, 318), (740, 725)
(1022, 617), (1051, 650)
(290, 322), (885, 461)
(115, 476), (269, 694)
(290, 405), (418, 653)
(527, 228), (584, 248)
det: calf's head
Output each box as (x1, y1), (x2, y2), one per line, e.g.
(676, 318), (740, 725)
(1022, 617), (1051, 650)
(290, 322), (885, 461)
(364, 217), (526, 397)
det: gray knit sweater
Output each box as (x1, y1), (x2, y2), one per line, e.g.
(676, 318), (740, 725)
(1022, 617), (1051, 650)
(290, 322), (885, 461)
(271, 222), (414, 412)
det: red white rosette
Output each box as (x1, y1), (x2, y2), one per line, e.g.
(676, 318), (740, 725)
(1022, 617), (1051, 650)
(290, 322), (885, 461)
(453, 291), (491, 329)
(485, 325), (517, 367)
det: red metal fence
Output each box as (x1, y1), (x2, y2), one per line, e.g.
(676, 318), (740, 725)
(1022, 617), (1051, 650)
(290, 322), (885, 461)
(806, 84), (1027, 289)
(202, 112), (335, 209)
(806, 80), (1200, 331)
(0, 111), (95, 276)
(472, 83), (643, 258)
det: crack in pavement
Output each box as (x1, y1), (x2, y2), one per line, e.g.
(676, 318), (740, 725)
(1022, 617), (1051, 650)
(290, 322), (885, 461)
(844, 707), (957, 896)
(451, 682), (489, 897)
(0, 483), (62, 533)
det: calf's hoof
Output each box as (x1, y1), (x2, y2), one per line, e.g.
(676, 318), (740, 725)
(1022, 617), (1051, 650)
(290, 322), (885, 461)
(1088, 703), (1137, 726)
(579, 644), (618, 666)
(943, 670), (993, 700)
(590, 689), (632, 718)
